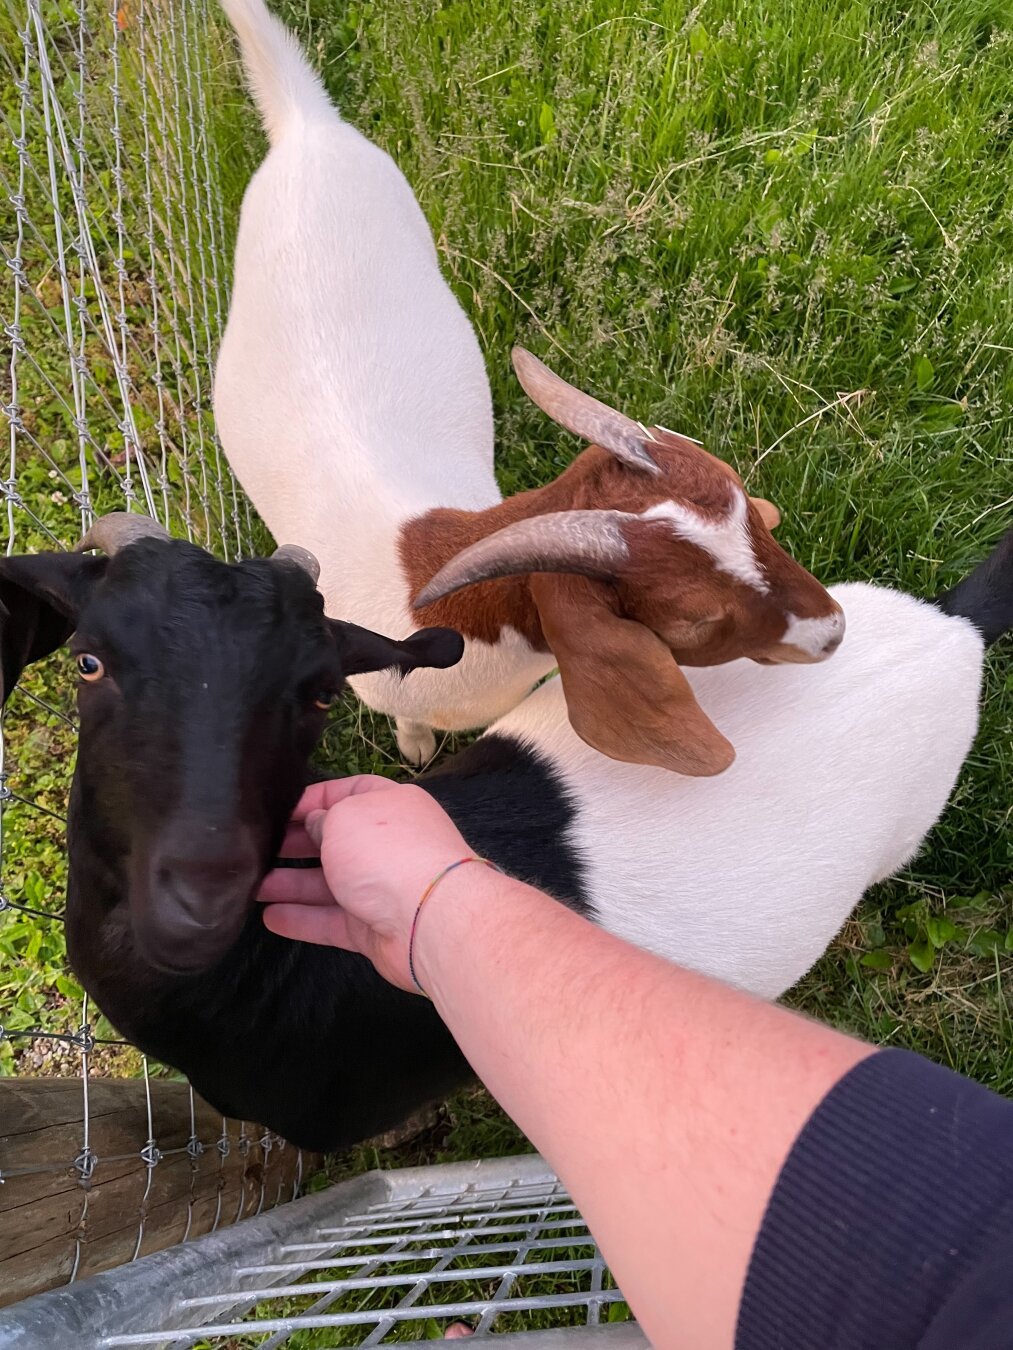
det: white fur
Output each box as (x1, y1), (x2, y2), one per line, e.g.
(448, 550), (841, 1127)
(486, 583), (985, 999)
(214, 0), (554, 756)
(641, 491), (769, 593)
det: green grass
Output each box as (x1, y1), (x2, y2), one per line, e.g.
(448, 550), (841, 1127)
(2, 0), (1011, 1212)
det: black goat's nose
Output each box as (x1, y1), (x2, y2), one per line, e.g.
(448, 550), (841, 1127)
(155, 850), (258, 918)
(136, 824), (262, 973)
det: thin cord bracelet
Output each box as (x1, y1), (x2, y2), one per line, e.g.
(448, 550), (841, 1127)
(407, 856), (502, 997)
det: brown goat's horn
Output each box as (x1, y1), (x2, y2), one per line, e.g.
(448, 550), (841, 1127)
(74, 511), (171, 555)
(271, 544), (321, 584)
(414, 509), (631, 608)
(512, 347), (661, 477)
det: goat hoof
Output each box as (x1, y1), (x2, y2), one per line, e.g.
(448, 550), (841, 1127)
(396, 719), (437, 766)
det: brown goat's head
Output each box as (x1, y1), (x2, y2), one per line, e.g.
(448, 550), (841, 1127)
(413, 348), (845, 776)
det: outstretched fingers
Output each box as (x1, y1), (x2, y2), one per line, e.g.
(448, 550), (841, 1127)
(289, 775), (394, 821)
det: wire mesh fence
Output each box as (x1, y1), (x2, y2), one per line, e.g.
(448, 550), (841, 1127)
(0, 0), (294, 1300)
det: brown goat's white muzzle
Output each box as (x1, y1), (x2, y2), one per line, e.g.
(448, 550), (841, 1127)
(773, 606), (847, 664)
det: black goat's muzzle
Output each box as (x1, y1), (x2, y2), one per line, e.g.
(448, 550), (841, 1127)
(133, 824), (261, 974)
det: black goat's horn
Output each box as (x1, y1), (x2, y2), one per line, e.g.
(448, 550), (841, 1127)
(413, 509), (631, 608)
(271, 544), (321, 585)
(512, 347), (662, 477)
(74, 512), (171, 555)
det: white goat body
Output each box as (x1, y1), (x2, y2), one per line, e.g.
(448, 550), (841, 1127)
(479, 582), (984, 999)
(214, 0), (554, 760)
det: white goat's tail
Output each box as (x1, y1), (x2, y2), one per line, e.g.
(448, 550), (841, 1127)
(219, 0), (333, 144)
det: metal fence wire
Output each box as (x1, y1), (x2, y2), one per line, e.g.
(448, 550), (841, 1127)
(0, 0), (295, 1296)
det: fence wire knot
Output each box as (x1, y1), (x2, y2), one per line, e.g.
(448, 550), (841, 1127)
(186, 1135), (205, 1161)
(140, 1140), (162, 1169)
(74, 1147), (97, 1183)
(3, 320), (27, 353)
(4, 254), (29, 288)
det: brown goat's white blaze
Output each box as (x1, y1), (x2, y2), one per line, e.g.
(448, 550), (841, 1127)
(639, 489), (846, 662)
(640, 489), (769, 594)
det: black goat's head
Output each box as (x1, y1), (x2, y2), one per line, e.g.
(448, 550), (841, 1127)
(0, 514), (463, 975)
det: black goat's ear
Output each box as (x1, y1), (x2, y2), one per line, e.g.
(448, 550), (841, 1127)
(328, 620), (465, 677)
(0, 553), (108, 704)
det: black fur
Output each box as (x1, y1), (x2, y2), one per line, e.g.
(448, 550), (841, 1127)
(936, 527), (1013, 646)
(421, 733), (590, 915)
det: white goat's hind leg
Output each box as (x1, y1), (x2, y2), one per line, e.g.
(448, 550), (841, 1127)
(396, 717), (438, 766)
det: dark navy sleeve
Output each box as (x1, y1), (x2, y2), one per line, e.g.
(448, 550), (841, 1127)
(736, 1047), (1013, 1350)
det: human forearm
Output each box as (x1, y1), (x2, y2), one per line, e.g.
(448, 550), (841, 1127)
(262, 779), (1013, 1346)
(414, 868), (873, 1349)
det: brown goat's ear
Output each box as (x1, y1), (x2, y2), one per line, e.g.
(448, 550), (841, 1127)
(530, 575), (735, 776)
(0, 553), (108, 706)
(750, 497), (781, 531)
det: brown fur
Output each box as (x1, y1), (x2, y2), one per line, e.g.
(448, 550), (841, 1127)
(402, 435), (733, 639)
(531, 573), (736, 774)
(400, 431), (827, 654)
(399, 430), (841, 773)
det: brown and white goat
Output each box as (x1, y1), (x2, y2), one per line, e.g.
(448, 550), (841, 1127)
(404, 349), (844, 775)
(214, 0), (843, 774)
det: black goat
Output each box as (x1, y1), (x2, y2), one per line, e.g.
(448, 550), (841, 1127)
(0, 515), (472, 1150)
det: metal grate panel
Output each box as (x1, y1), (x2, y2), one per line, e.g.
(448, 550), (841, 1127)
(0, 1156), (646, 1347)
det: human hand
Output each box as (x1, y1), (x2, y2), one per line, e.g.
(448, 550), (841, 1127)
(258, 775), (476, 991)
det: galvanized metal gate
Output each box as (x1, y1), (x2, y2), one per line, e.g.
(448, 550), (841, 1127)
(0, 1155), (644, 1347)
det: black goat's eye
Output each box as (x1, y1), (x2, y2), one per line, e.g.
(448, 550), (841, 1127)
(313, 691), (336, 711)
(76, 654), (105, 682)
